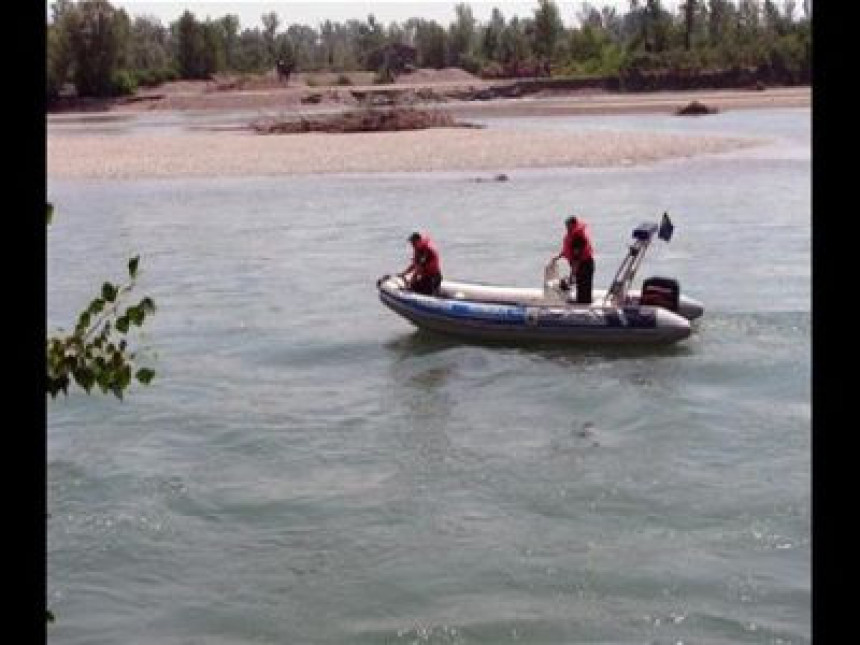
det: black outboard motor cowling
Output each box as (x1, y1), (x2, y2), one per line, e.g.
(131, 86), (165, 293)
(640, 276), (680, 312)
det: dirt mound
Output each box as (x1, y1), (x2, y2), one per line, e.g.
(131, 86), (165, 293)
(298, 71), (376, 87)
(396, 67), (482, 85)
(250, 107), (478, 134)
(156, 80), (210, 95)
(205, 72), (291, 92)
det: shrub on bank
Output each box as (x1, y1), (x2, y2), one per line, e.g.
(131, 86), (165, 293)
(110, 70), (138, 96)
(130, 67), (180, 89)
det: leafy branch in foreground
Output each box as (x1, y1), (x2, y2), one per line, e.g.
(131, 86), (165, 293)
(47, 205), (157, 399)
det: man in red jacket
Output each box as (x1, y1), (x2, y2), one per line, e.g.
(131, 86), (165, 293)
(399, 232), (443, 295)
(552, 215), (595, 304)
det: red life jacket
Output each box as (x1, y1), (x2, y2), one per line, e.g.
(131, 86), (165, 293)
(561, 221), (594, 264)
(414, 235), (442, 276)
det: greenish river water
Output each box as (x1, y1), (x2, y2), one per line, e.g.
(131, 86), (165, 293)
(48, 108), (810, 644)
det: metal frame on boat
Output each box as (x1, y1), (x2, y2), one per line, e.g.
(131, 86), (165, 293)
(377, 214), (704, 345)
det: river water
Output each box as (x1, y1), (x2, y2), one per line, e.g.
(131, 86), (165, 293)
(47, 108), (810, 644)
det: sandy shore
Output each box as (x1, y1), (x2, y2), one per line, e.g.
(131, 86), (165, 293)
(47, 127), (767, 179)
(51, 83), (809, 117)
(47, 86), (807, 179)
(446, 86), (810, 117)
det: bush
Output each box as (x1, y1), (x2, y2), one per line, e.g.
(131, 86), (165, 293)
(110, 70), (138, 96)
(131, 67), (180, 89)
(133, 69), (158, 87)
(335, 74), (353, 86)
(597, 44), (625, 76)
(457, 53), (483, 76)
(620, 51), (664, 74)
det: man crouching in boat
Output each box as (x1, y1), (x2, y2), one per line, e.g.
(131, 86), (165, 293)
(552, 215), (595, 304)
(399, 231), (443, 295)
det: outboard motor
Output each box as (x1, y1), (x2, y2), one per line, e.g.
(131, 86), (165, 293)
(640, 276), (680, 312)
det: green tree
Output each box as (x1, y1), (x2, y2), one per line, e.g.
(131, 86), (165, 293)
(287, 24), (323, 70)
(644, 0), (670, 52)
(763, 0), (783, 34)
(202, 19), (227, 74)
(681, 0), (698, 50)
(320, 19), (337, 67)
(174, 11), (207, 78)
(570, 23), (609, 65)
(480, 7), (506, 62)
(448, 3), (476, 67)
(499, 16), (532, 68)
(129, 16), (169, 76)
(261, 11), (280, 66)
(356, 14), (386, 69)
(220, 14), (240, 69)
(47, 1), (76, 99)
(234, 27), (268, 72)
(532, 0), (564, 65)
(409, 18), (447, 69)
(65, 0), (130, 96)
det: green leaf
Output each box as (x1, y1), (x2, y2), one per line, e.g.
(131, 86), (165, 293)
(119, 364), (132, 389)
(72, 367), (95, 393)
(140, 297), (156, 314)
(46, 609), (55, 623)
(135, 368), (155, 385)
(116, 316), (130, 334)
(101, 282), (118, 303)
(88, 298), (105, 315)
(128, 255), (140, 279)
(97, 369), (111, 391)
(76, 310), (91, 332)
(47, 203), (54, 226)
(129, 305), (145, 326)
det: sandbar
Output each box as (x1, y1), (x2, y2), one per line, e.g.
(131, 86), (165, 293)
(47, 127), (766, 180)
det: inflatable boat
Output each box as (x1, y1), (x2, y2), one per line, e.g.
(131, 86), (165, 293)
(377, 215), (704, 345)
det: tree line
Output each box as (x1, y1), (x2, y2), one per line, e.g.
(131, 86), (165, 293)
(47, 0), (811, 100)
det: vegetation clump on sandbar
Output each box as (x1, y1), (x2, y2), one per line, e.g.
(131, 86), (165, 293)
(250, 107), (481, 134)
(675, 100), (719, 115)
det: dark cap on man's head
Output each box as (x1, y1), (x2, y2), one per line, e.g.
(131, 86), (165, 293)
(408, 232), (421, 243)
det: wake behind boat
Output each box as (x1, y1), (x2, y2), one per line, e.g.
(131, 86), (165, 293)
(377, 215), (704, 345)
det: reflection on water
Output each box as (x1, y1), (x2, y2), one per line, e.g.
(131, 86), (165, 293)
(384, 327), (693, 363)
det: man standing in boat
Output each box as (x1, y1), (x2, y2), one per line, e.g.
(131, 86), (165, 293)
(399, 232), (443, 295)
(553, 215), (595, 304)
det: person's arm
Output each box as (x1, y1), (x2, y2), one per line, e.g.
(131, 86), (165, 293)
(399, 259), (416, 278)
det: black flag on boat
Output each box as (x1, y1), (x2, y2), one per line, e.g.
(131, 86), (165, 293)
(658, 212), (674, 241)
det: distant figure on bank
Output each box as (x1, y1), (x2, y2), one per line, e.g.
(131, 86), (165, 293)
(552, 215), (595, 304)
(276, 59), (293, 84)
(399, 231), (443, 295)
